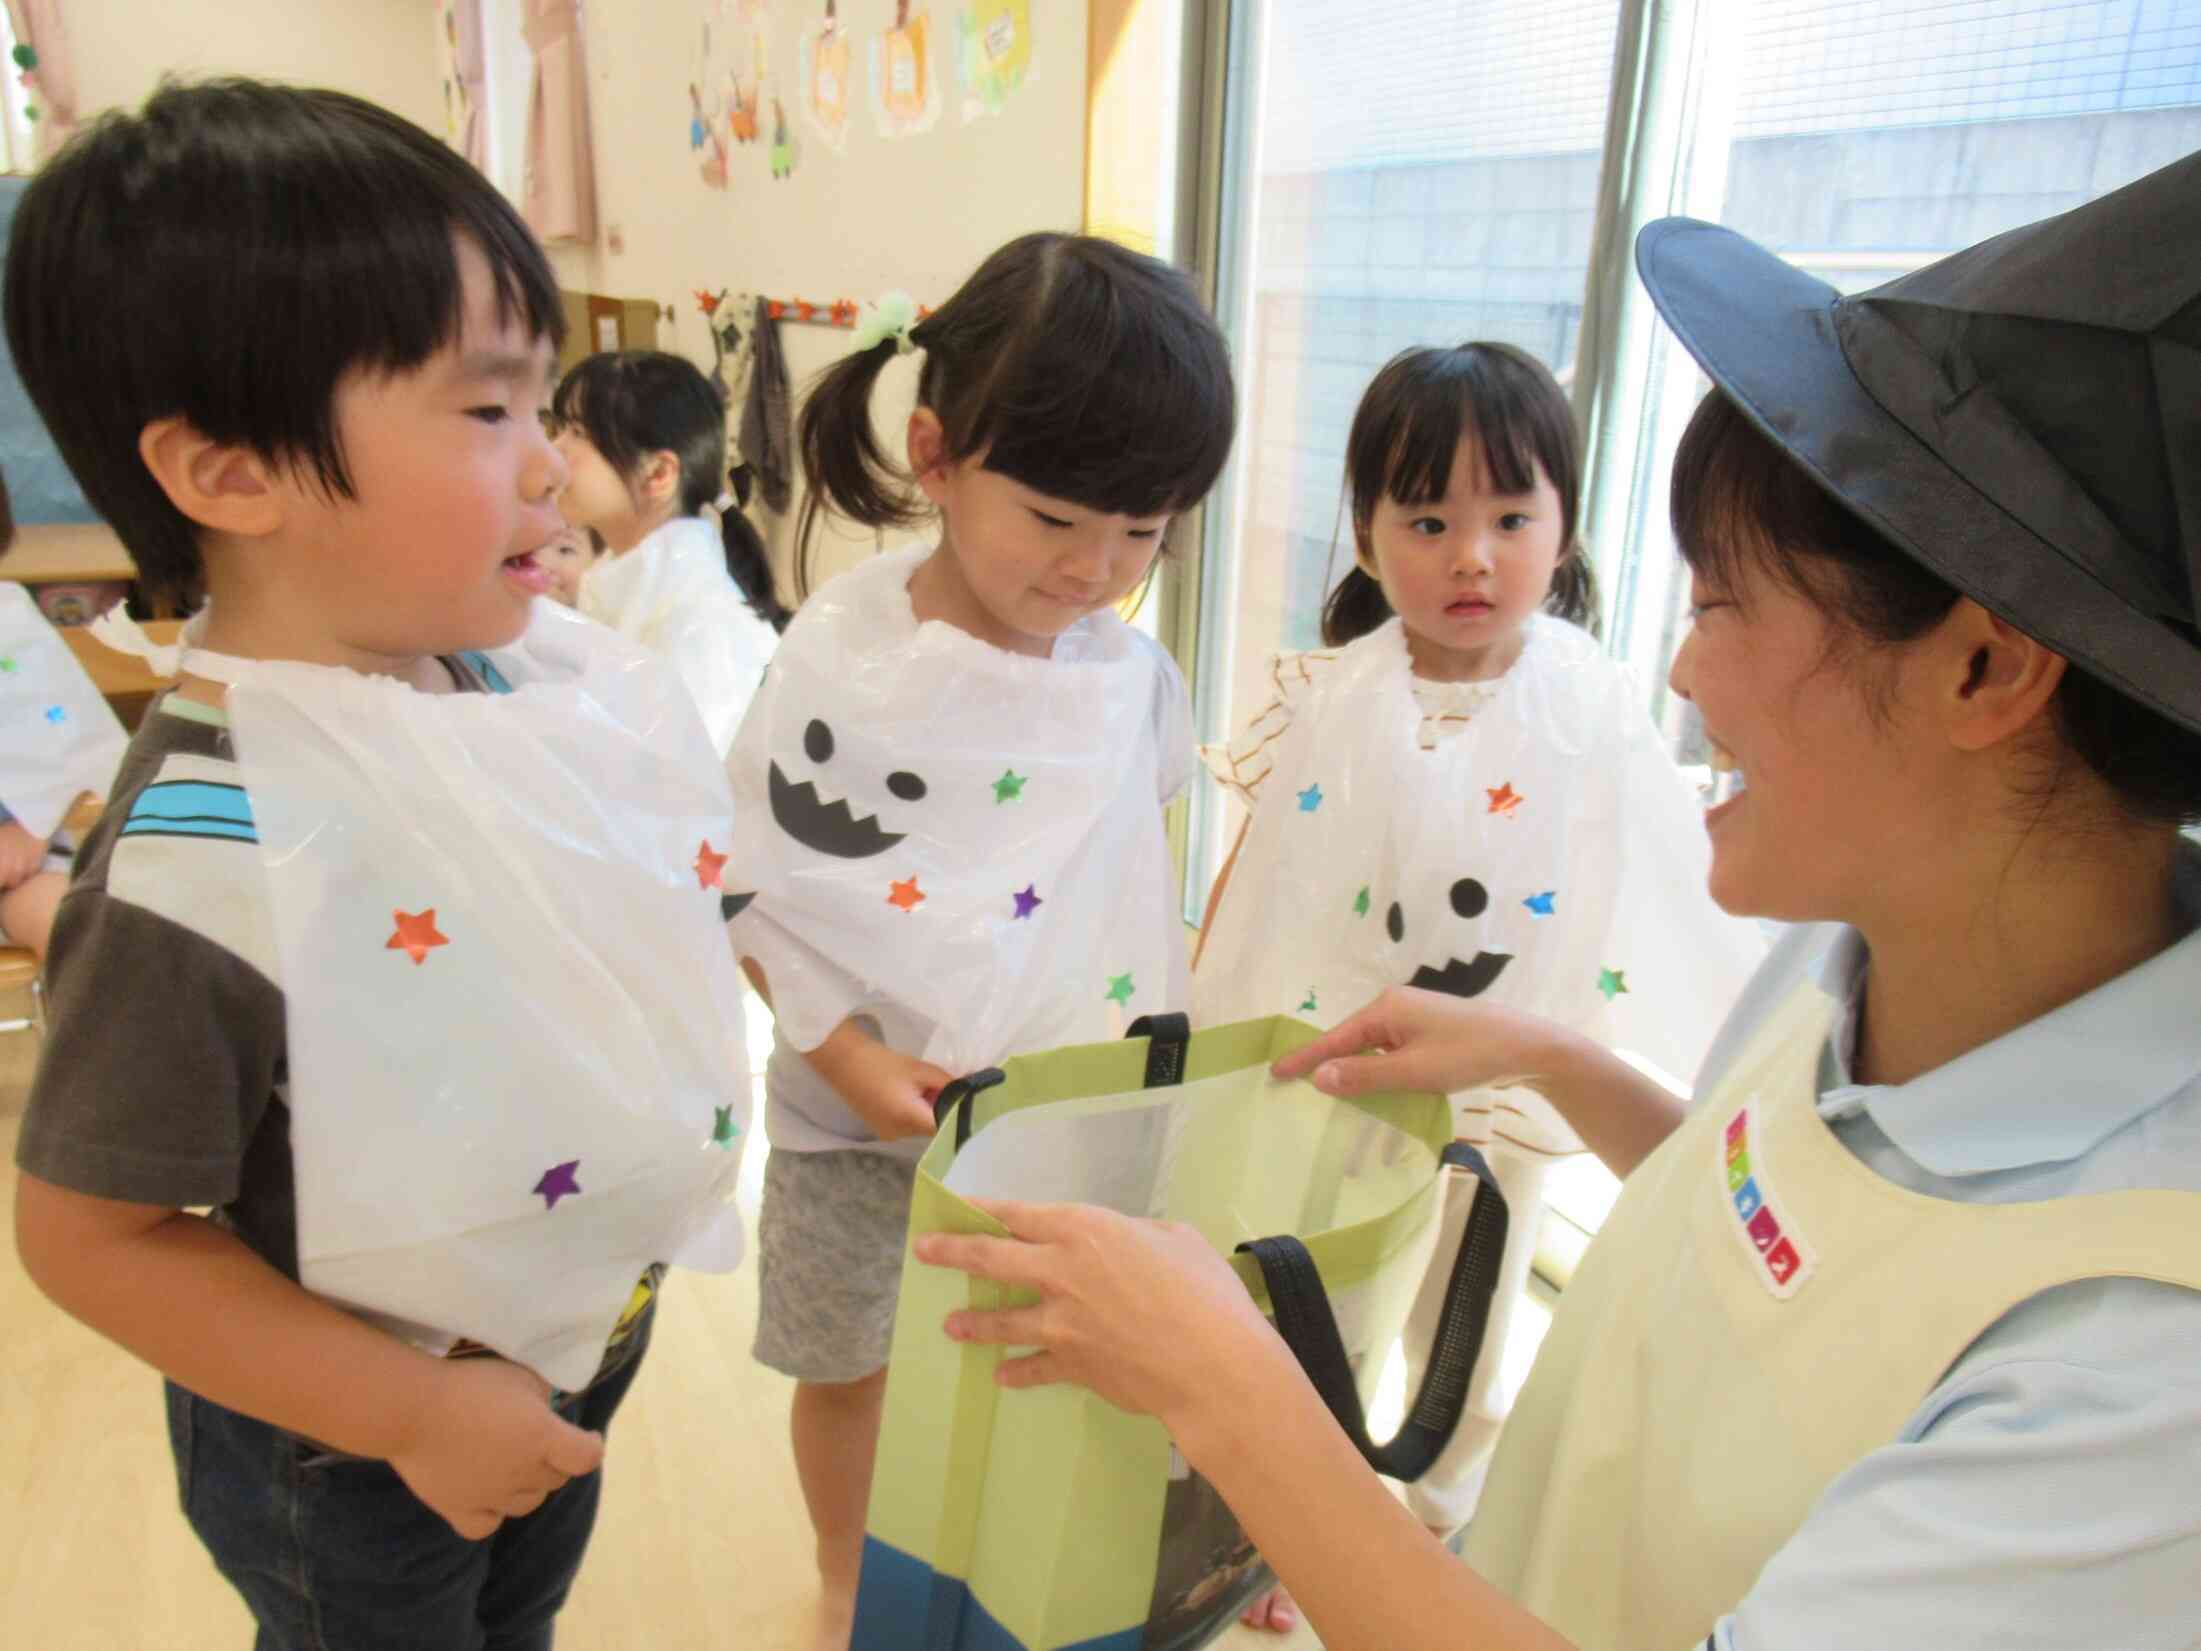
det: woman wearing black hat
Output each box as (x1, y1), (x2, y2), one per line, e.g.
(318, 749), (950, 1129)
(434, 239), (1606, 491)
(913, 151), (2201, 1650)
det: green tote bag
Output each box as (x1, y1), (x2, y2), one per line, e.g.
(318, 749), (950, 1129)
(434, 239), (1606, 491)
(850, 1011), (1509, 1651)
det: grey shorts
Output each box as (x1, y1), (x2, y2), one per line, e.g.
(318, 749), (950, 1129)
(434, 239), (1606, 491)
(753, 1146), (922, 1384)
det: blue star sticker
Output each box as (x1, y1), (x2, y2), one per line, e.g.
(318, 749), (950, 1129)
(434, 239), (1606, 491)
(1297, 782), (1323, 813)
(1524, 891), (1557, 916)
(44, 705), (66, 725)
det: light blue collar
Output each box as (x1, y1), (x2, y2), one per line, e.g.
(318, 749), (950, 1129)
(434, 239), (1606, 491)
(1814, 892), (2201, 1177)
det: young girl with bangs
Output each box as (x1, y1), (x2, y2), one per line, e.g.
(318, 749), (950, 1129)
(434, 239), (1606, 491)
(1194, 343), (1762, 1628)
(721, 232), (1235, 1651)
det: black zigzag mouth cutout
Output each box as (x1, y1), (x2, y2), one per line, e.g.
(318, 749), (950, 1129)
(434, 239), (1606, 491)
(768, 761), (907, 860)
(1408, 952), (1514, 1000)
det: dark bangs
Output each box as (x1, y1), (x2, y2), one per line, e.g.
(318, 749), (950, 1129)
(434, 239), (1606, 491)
(5, 79), (562, 605)
(1347, 343), (1579, 551)
(1669, 390), (1955, 642)
(551, 350), (727, 514)
(927, 234), (1235, 519)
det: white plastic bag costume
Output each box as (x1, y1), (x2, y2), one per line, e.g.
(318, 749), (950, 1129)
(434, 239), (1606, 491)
(1194, 613), (1764, 1525)
(578, 514), (778, 756)
(727, 544), (1190, 1097)
(142, 604), (751, 1392)
(0, 582), (128, 839)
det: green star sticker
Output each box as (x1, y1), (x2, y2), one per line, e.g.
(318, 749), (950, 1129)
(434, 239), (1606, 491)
(1299, 989), (1318, 1014)
(992, 769), (1026, 803)
(1104, 972), (1136, 1006)
(0, 655), (16, 673)
(1352, 885), (1370, 917)
(710, 1105), (739, 1148)
(1596, 967), (1629, 1002)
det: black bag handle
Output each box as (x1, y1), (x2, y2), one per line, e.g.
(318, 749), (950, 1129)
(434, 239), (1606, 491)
(1124, 1011), (1191, 1088)
(1236, 1142), (1508, 1483)
(931, 1067), (1006, 1150)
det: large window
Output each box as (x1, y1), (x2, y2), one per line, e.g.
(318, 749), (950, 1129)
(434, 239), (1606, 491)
(1189, 0), (2201, 1277)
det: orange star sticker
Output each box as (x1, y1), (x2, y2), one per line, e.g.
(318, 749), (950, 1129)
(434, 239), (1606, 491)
(887, 876), (925, 913)
(1487, 782), (1524, 816)
(694, 839), (728, 890)
(386, 908), (449, 965)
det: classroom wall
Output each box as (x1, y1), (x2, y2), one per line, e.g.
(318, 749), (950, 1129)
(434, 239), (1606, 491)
(69, 0), (442, 135)
(552, 0), (1089, 590)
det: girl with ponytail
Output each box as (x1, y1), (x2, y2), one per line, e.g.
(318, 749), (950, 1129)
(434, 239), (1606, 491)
(1193, 341), (1764, 1631)
(725, 231), (1235, 1651)
(550, 349), (786, 754)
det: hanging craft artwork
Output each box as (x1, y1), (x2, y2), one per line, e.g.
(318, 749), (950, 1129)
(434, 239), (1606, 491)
(868, 0), (941, 139)
(688, 1), (771, 187)
(798, 0), (853, 153)
(728, 0), (770, 146)
(954, 0), (1032, 122)
(434, 1), (466, 150)
(769, 96), (796, 178)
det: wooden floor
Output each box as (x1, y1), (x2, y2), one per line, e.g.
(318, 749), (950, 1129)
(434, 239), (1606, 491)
(0, 988), (1315, 1651)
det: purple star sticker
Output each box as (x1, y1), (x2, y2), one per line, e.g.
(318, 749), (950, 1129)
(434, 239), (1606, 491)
(534, 1159), (582, 1209)
(1012, 883), (1043, 920)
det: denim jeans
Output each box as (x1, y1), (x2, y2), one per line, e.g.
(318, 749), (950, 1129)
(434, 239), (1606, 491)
(163, 1304), (653, 1651)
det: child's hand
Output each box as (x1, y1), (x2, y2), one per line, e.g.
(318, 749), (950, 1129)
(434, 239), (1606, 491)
(804, 1018), (952, 1141)
(387, 1356), (606, 1541)
(0, 819), (50, 890)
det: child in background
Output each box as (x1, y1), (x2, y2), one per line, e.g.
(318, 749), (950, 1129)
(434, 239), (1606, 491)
(540, 521), (599, 607)
(0, 472), (129, 962)
(9, 80), (751, 1649)
(551, 349), (787, 753)
(725, 233), (1234, 1651)
(1194, 341), (1763, 1630)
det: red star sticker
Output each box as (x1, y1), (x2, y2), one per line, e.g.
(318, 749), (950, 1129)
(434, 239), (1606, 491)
(694, 839), (728, 890)
(386, 909), (449, 965)
(1487, 782), (1524, 816)
(887, 876), (925, 913)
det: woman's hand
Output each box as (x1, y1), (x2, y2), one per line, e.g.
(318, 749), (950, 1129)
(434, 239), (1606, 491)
(915, 1200), (1283, 1432)
(1273, 986), (1573, 1098)
(1278, 987), (1687, 1180)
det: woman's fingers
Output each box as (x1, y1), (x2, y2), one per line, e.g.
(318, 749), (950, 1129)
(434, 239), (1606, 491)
(1270, 1001), (1397, 1082)
(913, 1227), (1053, 1290)
(944, 1303), (1051, 1347)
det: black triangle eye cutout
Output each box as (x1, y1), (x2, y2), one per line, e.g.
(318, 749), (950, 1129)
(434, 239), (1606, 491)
(1386, 901), (1405, 944)
(804, 719), (834, 764)
(1450, 878), (1489, 919)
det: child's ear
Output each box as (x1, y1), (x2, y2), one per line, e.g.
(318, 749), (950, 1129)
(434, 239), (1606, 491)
(138, 418), (286, 537)
(906, 408), (950, 503)
(639, 449), (682, 508)
(1351, 520), (1381, 579)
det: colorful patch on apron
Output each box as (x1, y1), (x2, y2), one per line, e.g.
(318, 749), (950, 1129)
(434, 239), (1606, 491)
(1720, 1105), (1813, 1298)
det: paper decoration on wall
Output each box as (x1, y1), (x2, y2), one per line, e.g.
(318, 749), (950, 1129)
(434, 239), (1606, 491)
(955, 0), (1033, 122)
(689, 1), (773, 187)
(798, 0), (853, 153)
(869, 0), (941, 139)
(770, 97), (796, 178)
(434, 3), (465, 149)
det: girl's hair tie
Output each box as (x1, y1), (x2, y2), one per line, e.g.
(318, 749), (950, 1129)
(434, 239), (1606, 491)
(850, 290), (921, 355)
